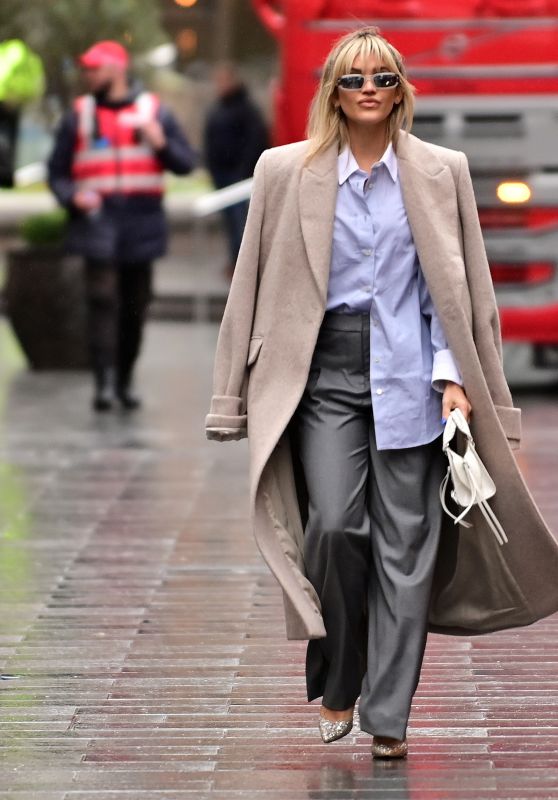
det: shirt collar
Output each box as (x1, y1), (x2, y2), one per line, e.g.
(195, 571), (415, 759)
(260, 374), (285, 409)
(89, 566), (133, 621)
(337, 141), (398, 185)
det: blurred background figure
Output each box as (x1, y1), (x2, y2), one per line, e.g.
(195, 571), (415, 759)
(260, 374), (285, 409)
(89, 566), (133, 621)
(0, 39), (44, 187)
(203, 61), (268, 277)
(47, 40), (196, 412)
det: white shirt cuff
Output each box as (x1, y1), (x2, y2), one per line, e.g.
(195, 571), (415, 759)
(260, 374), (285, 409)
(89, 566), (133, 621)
(432, 348), (463, 393)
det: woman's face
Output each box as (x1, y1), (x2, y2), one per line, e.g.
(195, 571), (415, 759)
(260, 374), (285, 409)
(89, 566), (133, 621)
(335, 51), (402, 131)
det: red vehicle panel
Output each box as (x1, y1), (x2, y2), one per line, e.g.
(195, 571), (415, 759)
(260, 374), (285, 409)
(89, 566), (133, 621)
(253, 0), (558, 375)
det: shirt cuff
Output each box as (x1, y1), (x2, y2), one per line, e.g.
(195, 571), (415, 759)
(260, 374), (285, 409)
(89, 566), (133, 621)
(432, 348), (463, 393)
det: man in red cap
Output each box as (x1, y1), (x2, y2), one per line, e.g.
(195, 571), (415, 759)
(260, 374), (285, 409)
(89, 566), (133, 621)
(79, 41), (129, 71)
(48, 41), (196, 411)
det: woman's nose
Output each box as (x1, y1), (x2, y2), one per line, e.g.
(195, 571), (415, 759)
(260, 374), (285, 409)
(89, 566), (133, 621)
(362, 77), (377, 92)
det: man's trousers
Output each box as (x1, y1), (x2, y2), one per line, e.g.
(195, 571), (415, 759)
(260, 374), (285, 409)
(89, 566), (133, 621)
(84, 258), (152, 377)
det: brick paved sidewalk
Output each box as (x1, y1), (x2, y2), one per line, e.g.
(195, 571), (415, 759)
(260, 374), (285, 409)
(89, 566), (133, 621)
(1, 320), (558, 799)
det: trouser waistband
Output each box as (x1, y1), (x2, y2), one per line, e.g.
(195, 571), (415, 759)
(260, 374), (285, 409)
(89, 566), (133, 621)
(321, 311), (370, 332)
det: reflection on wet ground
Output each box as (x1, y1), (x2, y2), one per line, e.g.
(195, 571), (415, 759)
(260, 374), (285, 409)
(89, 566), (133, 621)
(0, 319), (558, 798)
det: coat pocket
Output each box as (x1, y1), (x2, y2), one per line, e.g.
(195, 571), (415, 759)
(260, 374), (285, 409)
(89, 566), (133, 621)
(495, 404), (521, 450)
(247, 336), (263, 367)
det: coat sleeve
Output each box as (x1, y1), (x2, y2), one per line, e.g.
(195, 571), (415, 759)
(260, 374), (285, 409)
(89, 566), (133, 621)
(237, 102), (269, 179)
(205, 151), (267, 441)
(155, 106), (197, 175)
(47, 111), (79, 209)
(456, 151), (521, 449)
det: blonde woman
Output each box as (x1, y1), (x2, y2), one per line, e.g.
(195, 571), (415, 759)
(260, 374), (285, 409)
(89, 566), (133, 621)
(206, 27), (558, 758)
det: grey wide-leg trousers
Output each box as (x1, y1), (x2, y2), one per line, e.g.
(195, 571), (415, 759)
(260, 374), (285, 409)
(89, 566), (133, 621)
(293, 312), (446, 740)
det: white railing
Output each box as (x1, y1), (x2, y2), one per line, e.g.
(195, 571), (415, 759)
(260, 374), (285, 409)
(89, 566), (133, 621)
(189, 178), (253, 216)
(14, 161), (46, 187)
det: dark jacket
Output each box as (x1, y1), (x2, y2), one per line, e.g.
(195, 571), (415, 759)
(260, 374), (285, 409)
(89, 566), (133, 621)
(48, 86), (197, 262)
(204, 85), (268, 187)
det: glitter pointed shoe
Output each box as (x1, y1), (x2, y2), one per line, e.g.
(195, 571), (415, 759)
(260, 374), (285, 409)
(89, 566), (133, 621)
(371, 736), (408, 759)
(319, 709), (354, 743)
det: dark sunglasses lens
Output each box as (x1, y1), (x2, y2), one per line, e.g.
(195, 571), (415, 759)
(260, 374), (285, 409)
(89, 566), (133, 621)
(338, 75), (364, 90)
(374, 73), (399, 88)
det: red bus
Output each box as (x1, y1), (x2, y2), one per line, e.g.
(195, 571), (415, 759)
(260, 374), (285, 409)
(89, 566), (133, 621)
(253, 0), (558, 381)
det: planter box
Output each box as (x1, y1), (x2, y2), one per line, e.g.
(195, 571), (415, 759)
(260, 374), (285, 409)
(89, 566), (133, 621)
(5, 246), (89, 369)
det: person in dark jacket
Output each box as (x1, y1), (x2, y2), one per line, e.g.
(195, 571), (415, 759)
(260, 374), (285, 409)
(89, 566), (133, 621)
(48, 40), (196, 411)
(204, 62), (268, 275)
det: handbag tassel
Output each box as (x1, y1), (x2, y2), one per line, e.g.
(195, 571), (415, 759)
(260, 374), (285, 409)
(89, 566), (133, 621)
(439, 464), (508, 546)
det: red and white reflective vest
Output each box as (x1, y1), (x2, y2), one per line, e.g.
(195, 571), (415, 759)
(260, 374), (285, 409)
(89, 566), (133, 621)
(72, 92), (165, 196)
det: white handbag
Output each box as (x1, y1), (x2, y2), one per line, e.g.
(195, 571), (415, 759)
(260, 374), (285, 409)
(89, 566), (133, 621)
(439, 408), (508, 546)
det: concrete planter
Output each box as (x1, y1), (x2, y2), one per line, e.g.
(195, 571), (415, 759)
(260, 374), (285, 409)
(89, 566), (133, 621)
(5, 246), (89, 369)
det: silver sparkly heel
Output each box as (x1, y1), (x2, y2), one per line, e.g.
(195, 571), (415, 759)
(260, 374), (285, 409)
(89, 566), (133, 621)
(319, 711), (354, 743)
(371, 736), (408, 759)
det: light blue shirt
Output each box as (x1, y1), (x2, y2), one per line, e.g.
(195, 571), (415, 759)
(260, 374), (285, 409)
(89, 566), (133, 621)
(326, 144), (462, 450)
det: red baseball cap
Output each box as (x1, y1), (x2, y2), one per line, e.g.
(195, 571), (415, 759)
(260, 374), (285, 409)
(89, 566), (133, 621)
(79, 41), (129, 69)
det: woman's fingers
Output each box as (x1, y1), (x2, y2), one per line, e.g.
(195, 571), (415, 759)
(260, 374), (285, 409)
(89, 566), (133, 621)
(442, 383), (472, 422)
(456, 399), (472, 422)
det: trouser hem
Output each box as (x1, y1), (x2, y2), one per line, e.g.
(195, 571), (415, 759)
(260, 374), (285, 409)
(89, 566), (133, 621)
(358, 713), (408, 741)
(307, 693), (359, 711)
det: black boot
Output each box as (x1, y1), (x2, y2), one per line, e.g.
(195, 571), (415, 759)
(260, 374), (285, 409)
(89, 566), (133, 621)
(92, 366), (115, 412)
(116, 368), (141, 411)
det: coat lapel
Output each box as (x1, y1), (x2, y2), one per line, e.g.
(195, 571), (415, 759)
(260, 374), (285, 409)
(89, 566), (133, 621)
(396, 133), (463, 320)
(298, 144), (339, 302)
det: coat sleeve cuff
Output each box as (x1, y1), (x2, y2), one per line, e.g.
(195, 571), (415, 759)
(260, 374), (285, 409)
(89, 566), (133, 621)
(205, 395), (247, 441)
(432, 348), (463, 393)
(206, 424), (247, 442)
(495, 405), (521, 450)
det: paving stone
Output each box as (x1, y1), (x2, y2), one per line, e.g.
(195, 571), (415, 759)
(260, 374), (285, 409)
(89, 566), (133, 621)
(1, 321), (558, 797)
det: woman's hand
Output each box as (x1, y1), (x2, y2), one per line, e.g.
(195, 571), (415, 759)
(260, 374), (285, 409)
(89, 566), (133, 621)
(442, 381), (472, 423)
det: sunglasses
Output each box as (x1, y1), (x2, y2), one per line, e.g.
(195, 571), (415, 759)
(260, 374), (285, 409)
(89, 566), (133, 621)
(336, 72), (400, 91)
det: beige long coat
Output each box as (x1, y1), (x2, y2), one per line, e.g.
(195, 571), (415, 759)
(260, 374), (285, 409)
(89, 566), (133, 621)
(206, 131), (558, 640)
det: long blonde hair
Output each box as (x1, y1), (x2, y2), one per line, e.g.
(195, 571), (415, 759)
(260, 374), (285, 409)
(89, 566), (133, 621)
(306, 27), (415, 162)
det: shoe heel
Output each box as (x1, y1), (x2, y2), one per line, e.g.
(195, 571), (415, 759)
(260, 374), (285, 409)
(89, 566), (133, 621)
(371, 737), (408, 759)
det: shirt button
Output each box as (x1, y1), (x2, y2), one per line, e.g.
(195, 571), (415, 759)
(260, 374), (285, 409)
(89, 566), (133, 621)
(374, 357), (380, 363)
(362, 249), (373, 256)
(376, 388), (384, 395)
(364, 285), (372, 293)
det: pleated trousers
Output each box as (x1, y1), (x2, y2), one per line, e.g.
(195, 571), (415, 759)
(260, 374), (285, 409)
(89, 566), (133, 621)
(293, 311), (446, 740)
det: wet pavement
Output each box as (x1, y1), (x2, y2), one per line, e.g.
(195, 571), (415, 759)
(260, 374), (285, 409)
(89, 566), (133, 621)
(1, 318), (558, 799)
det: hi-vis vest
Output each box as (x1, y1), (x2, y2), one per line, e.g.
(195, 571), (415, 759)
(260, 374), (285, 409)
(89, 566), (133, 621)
(72, 92), (165, 196)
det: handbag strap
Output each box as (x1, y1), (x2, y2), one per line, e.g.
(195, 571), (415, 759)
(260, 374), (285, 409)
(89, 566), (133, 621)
(443, 407), (474, 452)
(439, 466), (473, 529)
(439, 463), (508, 546)
(477, 494), (508, 546)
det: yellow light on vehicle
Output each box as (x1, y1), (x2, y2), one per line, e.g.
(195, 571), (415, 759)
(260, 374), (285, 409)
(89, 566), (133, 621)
(496, 181), (531, 204)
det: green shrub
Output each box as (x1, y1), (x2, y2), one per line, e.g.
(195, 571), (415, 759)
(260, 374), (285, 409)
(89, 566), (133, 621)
(19, 209), (68, 246)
